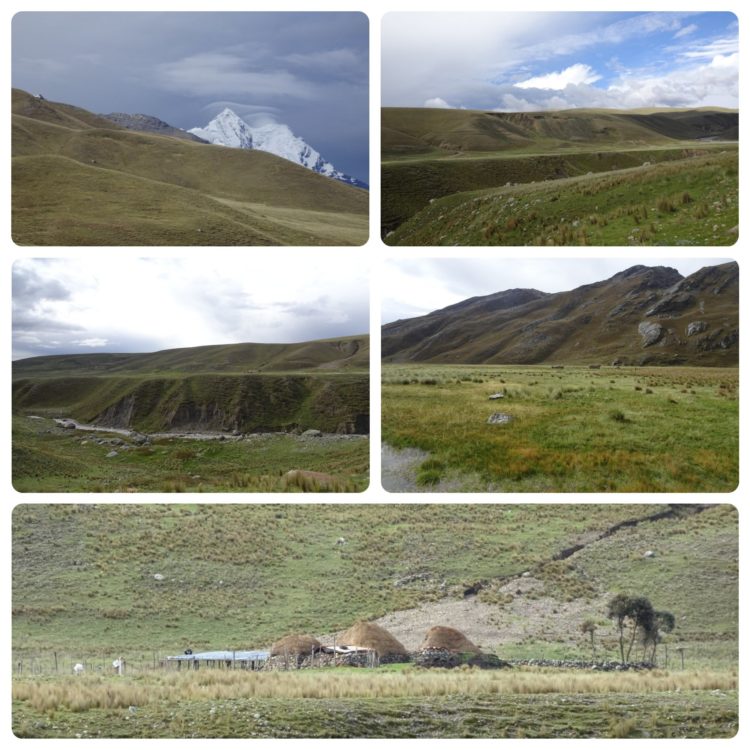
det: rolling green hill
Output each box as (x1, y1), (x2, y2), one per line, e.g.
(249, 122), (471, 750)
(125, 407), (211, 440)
(12, 89), (368, 245)
(13, 337), (369, 434)
(13, 337), (369, 378)
(382, 107), (738, 158)
(381, 106), (738, 244)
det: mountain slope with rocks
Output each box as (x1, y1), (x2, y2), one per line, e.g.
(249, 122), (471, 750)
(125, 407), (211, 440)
(101, 112), (207, 143)
(382, 262), (738, 367)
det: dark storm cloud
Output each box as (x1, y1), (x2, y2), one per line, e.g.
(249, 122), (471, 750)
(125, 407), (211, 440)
(12, 12), (369, 181)
(12, 262), (72, 304)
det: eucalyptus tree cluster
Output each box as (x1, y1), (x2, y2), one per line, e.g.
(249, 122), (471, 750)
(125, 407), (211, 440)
(606, 594), (675, 666)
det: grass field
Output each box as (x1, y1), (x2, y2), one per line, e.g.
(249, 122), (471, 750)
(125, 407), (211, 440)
(12, 669), (738, 738)
(382, 364), (738, 491)
(12, 416), (369, 492)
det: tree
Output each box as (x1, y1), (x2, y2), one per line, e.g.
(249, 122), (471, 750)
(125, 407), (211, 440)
(580, 619), (597, 659)
(607, 593), (631, 664)
(643, 610), (675, 665)
(607, 593), (655, 664)
(624, 596), (654, 663)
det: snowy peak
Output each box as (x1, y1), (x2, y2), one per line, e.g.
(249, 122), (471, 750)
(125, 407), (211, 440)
(248, 121), (322, 170)
(188, 108), (367, 189)
(189, 108), (254, 149)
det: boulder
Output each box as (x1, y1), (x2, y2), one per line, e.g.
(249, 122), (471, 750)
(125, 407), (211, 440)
(686, 320), (708, 337)
(488, 393), (504, 400)
(302, 429), (322, 438)
(638, 321), (664, 347)
(105, 450), (118, 458)
(487, 412), (513, 425)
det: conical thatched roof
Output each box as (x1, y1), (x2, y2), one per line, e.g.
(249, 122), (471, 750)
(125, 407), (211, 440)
(419, 625), (481, 654)
(338, 620), (408, 657)
(270, 634), (322, 657)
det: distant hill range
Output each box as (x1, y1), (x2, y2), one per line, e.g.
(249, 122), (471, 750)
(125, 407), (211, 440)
(101, 112), (208, 143)
(13, 336), (369, 434)
(11, 88), (368, 245)
(13, 336), (369, 378)
(383, 107), (739, 158)
(382, 263), (738, 367)
(189, 108), (368, 189)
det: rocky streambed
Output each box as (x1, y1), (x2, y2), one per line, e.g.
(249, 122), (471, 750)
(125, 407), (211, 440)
(49, 417), (367, 448)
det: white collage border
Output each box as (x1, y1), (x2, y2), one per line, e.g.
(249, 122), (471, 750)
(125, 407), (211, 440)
(2, 1), (746, 747)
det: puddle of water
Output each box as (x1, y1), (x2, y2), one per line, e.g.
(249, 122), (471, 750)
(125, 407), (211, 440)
(381, 443), (430, 492)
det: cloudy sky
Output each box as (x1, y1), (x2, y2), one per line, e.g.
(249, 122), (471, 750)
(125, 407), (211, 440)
(12, 12), (368, 181)
(382, 11), (738, 111)
(12, 257), (369, 360)
(382, 258), (733, 323)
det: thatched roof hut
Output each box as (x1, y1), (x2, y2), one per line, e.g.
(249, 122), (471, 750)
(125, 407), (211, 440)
(419, 626), (481, 655)
(270, 634), (322, 657)
(338, 621), (409, 658)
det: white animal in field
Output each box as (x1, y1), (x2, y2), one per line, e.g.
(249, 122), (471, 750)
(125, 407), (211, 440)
(73, 663), (84, 675)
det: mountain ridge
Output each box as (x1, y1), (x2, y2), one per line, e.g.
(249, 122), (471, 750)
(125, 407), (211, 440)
(13, 335), (370, 377)
(382, 263), (738, 366)
(101, 112), (207, 143)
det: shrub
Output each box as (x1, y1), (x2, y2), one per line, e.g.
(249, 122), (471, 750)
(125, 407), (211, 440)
(656, 197), (676, 213)
(609, 410), (627, 423)
(416, 469), (441, 486)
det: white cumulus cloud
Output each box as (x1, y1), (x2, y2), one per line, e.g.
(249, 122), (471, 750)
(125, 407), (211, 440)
(516, 63), (601, 90)
(423, 97), (452, 109)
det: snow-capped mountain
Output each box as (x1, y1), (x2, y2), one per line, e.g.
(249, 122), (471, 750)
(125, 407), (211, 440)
(189, 108), (367, 189)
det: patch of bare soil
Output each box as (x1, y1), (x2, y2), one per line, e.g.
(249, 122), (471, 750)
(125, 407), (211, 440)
(371, 575), (613, 653)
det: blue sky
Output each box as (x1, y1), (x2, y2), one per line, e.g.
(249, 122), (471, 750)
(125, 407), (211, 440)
(12, 12), (369, 181)
(383, 12), (738, 111)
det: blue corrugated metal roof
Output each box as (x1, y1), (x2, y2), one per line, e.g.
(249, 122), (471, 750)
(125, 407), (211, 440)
(167, 650), (269, 661)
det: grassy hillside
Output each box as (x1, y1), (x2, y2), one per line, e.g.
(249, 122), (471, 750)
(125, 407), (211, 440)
(387, 150), (738, 245)
(12, 89), (368, 245)
(13, 372), (369, 434)
(381, 106), (738, 244)
(13, 338), (369, 433)
(382, 107), (738, 158)
(13, 337), (369, 378)
(12, 504), (737, 663)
